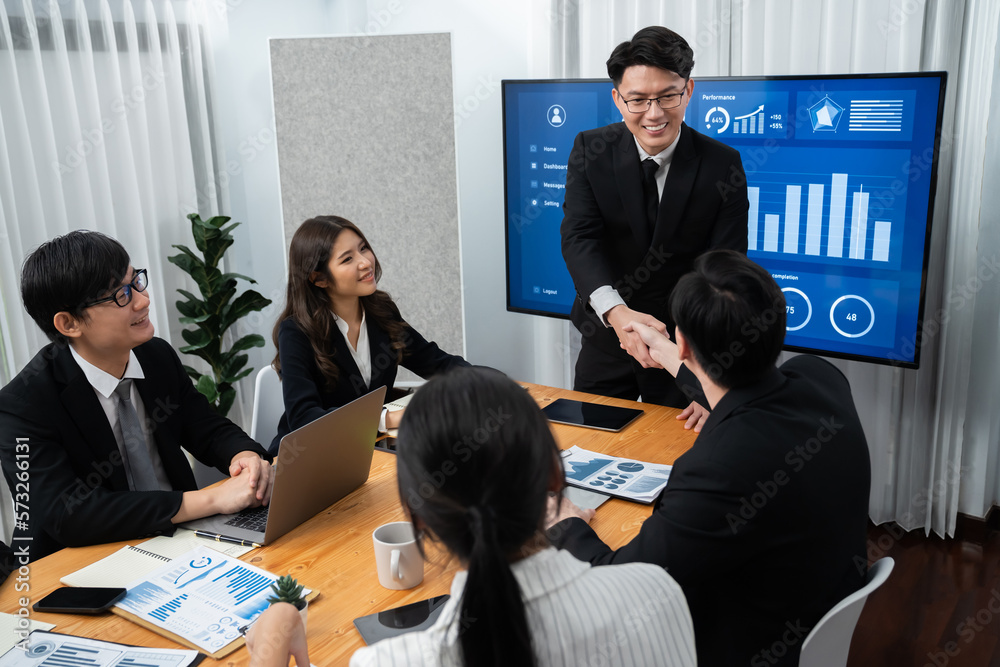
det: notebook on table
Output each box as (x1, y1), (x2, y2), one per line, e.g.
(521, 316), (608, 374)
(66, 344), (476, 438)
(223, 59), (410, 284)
(179, 386), (386, 544)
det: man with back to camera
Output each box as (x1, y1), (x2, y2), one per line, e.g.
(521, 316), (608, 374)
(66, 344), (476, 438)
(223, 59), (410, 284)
(546, 250), (871, 667)
(0, 231), (273, 561)
(561, 25), (749, 421)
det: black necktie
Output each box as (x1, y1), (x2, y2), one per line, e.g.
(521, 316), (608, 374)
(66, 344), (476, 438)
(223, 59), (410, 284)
(642, 158), (660, 229)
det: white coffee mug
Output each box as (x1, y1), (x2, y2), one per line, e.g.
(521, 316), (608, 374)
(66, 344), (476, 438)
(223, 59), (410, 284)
(373, 521), (424, 590)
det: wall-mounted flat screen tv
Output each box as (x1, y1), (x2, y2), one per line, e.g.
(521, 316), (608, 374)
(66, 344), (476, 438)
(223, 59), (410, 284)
(502, 72), (946, 368)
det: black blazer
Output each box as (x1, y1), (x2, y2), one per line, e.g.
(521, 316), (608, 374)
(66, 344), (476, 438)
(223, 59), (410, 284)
(270, 306), (469, 454)
(0, 338), (268, 561)
(561, 122), (749, 346)
(550, 356), (871, 666)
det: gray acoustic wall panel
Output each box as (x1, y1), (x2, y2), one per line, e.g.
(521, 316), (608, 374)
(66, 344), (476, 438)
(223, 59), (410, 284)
(269, 33), (463, 374)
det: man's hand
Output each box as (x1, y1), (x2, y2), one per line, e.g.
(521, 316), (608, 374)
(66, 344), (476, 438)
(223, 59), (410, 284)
(211, 471), (266, 516)
(545, 493), (595, 529)
(606, 306), (666, 368)
(230, 452), (274, 504)
(677, 400), (710, 432)
(247, 602), (309, 667)
(172, 453), (273, 524)
(624, 321), (682, 376)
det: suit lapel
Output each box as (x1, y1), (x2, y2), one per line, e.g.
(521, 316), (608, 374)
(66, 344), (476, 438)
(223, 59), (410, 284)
(52, 347), (130, 490)
(613, 128), (652, 251)
(652, 123), (700, 249)
(367, 317), (393, 390)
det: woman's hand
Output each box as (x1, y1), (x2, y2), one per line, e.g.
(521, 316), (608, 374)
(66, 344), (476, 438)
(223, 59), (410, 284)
(385, 407), (405, 431)
(246, 603), (309, 667)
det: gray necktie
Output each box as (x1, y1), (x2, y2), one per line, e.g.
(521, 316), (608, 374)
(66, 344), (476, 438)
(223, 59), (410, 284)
(114, 379), (160, 491)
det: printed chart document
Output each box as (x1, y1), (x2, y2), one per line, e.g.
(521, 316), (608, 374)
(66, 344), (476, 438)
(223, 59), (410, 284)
(61, 530), (254, 588)
(114, 546), (311, 657)
(0, 630), (200, 667)
(0, 617), (55, 655)
(561, 445), (672, 504)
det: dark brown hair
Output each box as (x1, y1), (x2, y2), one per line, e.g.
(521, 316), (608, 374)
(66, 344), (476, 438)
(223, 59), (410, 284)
(272, 216), (406, 388)
(21, 230), (130, 343)
(670, 250), (785, 389)
(397, 367), (559, 666)
(606, 26), (695, 85)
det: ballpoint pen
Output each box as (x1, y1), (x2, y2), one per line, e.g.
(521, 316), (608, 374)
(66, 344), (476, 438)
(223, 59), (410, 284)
(193, 530), (263, 549)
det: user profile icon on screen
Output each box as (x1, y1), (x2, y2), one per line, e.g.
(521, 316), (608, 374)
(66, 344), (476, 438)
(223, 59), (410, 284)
(547, 104), (566, 127)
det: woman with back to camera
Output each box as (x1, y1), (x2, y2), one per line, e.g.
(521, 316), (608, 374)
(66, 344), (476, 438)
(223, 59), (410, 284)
(268, 216), (469, 455)
(247, 367), (697, 667)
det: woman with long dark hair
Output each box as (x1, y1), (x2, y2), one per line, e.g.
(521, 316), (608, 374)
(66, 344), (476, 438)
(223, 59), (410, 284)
(248, 368), (696, 666)
(267, 216), (468, 454)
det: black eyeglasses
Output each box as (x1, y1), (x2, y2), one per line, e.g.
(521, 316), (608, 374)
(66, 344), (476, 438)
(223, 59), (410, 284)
(619, 88), (687, 113)
(83, 269), (149, 308)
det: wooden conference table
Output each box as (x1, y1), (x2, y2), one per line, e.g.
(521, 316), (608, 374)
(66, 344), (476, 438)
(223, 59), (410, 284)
(0, 383), (698, 666)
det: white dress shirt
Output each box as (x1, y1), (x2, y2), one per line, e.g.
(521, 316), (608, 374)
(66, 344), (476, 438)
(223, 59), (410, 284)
(350, 547), (696, 666)
(589, 130), (683, 324)
(68, 346), (172, 491)
(333, 309), (388, 431)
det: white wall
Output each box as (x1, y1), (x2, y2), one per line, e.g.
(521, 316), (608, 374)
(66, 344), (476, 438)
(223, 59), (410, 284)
(207, 0), (366, 425)
(214, 0), (572, 399)
(374, 0), (569, 384)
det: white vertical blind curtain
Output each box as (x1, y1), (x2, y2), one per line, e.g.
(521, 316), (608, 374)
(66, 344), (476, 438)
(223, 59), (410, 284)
(0, 0), (222, 385)
(0, 0), (225, 539)
(547, 0), (1000, 537)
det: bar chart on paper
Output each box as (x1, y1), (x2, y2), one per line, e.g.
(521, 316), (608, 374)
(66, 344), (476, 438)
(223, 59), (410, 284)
(742, 147), (910, 269)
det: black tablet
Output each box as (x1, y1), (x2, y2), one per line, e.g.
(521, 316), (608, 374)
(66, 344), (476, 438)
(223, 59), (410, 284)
(542, 398), (643, 432)
(354, 595), (450, 645)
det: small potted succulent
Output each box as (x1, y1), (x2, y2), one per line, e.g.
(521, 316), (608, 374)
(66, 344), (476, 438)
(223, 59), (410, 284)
(267, 574), (308, 631)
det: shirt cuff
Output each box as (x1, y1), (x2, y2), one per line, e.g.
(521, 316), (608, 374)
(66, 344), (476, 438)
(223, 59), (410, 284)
(378, 407), (389, 433)
(588, 286), (626, 327)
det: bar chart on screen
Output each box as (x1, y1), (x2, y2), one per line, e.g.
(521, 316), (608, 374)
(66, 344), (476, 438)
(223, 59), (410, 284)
(741, 146), (911, 270)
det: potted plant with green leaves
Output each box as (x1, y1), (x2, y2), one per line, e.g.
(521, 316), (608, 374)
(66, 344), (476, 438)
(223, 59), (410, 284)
(169, 213), (272, 417)
(267, 574), (308, 630)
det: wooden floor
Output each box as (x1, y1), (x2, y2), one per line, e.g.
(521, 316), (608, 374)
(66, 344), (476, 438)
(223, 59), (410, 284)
(848, 519), (1000, 666)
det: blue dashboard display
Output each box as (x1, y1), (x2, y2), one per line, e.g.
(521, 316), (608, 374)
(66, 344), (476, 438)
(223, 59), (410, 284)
(502, 73), (946, 368)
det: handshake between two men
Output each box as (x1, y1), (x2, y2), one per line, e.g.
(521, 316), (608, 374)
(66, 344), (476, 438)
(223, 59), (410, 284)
(604, 303), (711, 433)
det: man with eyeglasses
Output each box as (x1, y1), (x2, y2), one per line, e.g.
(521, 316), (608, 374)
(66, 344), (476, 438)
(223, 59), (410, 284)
(0, 231), (273, 561)
(561, 26), (749, 421)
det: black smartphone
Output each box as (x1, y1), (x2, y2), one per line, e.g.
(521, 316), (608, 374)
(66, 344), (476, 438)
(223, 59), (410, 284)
(32, 587), (127, 614)
(374, 437), (398, 454)
(353, 595), (450, 644)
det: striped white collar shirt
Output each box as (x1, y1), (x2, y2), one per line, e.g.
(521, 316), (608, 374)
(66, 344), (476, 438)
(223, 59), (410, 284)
(350, 547), (696, 666)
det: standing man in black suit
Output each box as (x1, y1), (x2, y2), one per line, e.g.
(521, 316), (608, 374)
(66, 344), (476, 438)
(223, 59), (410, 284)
(547, 250), (871, 666)
(0, 231), (273, 561)
(561, 26), (749, 414)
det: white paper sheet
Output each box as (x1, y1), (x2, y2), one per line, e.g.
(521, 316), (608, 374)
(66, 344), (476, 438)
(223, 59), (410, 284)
(561, 445), (672, 503)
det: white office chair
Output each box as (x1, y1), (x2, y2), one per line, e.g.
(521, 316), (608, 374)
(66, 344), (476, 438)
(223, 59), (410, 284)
(193, 364), (283, 488)
(250, 364), (283, 444)
(798, 557), (895, 667)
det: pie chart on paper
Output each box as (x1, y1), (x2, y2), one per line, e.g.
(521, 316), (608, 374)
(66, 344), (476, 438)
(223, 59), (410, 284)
(617, 462), (644, 473)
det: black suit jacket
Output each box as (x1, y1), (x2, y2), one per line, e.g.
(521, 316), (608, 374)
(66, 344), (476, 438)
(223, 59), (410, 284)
(270, 306), (469, 454)
(561, 122), (749, 347)
(550, 356), (871, 666)
(0, 338), (268, 561)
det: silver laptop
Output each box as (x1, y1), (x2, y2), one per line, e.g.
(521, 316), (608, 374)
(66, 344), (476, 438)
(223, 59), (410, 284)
(181, 386), (386, 544)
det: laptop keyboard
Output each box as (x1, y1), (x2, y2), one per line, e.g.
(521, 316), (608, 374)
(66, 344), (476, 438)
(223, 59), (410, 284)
(224, 505), (269, 533)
